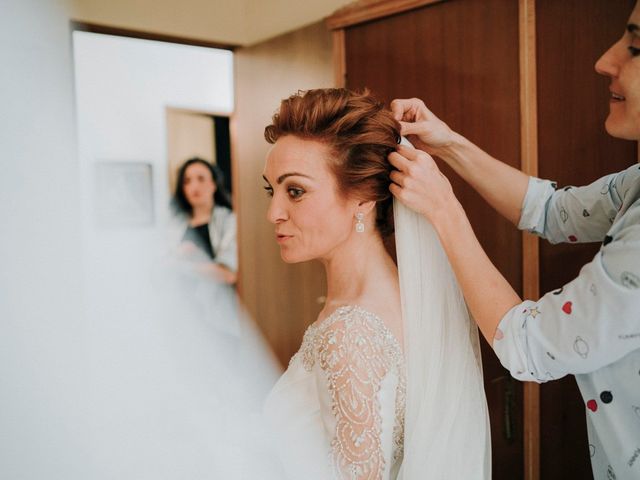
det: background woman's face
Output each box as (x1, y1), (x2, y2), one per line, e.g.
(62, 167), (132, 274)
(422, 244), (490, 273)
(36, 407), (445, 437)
(183, 163), (216, 209)
(263, 136), (358, 264)
(596, 1), (640, 140)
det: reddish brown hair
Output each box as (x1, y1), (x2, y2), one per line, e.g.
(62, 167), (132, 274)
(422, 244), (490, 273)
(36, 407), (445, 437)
(264, 88), (400, 236)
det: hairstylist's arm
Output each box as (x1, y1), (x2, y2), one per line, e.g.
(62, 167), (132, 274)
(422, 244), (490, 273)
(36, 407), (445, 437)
(390, 98), (529, 226)
(389, 146), (521, 345)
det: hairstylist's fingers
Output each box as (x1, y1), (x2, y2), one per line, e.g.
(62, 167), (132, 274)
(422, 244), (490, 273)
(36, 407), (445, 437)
(399, 120), (428, 137)
(391, 97), (438, 121)
(390, 98), (427, 121)
(390, 98), (412, 121)
(389, 181), (404, 199)
(388, 151), (412, 171)
(397, 144), (435, 165)
(389, 170), (405, 187)
(390, 183), (421, 214)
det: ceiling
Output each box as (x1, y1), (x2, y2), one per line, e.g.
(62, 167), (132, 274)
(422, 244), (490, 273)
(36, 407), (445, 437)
(71, 0), (355, 46)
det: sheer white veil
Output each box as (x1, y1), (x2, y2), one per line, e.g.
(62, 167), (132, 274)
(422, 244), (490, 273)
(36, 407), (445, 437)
(394, 139), (491, 479)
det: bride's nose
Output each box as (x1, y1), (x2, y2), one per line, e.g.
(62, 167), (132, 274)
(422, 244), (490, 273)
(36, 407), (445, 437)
(267, 194), (288, 224)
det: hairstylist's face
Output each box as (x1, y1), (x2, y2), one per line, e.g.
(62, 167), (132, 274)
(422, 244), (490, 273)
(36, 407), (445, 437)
(263, 136), (359, 264)
(183, 162), (216, 209)
(596, 1), (640, 140)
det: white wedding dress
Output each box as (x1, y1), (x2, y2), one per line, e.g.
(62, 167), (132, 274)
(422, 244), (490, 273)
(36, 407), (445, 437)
(264, 305), (406, 480)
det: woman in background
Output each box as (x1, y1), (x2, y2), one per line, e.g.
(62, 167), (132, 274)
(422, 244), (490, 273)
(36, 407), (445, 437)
(172, 157), (237, 285)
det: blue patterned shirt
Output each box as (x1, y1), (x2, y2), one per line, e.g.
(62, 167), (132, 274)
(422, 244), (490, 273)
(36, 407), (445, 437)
(493, 163), (640, 480)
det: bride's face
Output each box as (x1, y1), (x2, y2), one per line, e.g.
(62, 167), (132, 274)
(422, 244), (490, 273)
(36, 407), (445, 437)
(263, 135), (359, 263)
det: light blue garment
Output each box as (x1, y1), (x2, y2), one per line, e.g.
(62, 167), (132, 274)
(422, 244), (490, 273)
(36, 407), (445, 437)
(493, 163), (640, 480)
(208, 205), (238, 273)
(171, 205), (238, 272)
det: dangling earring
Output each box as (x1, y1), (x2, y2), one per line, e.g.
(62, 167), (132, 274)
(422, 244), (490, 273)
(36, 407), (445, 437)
(355, 212), (365, 233)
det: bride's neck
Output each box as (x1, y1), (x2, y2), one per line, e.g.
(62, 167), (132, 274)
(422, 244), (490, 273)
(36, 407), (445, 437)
(321, 231), (396, 309)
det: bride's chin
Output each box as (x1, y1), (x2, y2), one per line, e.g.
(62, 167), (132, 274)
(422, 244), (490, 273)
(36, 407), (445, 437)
(280, 250), (313, 264)
(280, 251), (301, 263)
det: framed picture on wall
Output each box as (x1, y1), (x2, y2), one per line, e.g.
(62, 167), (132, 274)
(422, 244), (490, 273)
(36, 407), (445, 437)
(94, 161), (154, 228)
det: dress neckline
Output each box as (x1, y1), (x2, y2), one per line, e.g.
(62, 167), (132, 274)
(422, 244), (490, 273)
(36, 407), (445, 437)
(309, 304), (404, 353)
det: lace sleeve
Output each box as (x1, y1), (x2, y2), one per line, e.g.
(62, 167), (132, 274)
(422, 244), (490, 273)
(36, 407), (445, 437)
(317, 309), (391, 480)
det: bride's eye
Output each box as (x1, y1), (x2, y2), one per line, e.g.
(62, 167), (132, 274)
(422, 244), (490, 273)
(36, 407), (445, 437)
(263, 186), (273, 197)
(287, 187), (305, 200)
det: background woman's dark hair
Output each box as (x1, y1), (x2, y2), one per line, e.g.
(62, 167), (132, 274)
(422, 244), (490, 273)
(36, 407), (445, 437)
(172, 157), (233, 216)
(264, 88), (400, 237)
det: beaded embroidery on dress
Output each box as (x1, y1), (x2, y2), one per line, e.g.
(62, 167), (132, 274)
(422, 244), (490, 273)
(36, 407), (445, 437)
(266, 305), (406, 480)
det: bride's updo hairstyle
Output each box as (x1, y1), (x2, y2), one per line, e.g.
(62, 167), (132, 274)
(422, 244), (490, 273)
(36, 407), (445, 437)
(264, 88), (400, 237)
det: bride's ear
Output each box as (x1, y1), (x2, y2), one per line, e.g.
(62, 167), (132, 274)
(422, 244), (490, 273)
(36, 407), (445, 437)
(358, 200), (377, 216)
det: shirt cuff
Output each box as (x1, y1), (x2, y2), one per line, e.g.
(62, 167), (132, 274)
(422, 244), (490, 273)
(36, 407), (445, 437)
(517, 177), (557, 235)
(492, 300), (544, 383)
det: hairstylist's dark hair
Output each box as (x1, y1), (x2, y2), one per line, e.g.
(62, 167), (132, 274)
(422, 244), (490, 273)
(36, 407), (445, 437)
(172, 158), (233, 216)
(264, 88), (400, 236)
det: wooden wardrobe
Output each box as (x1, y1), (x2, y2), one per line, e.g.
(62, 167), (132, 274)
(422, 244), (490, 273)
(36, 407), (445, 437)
(326, 0), (637, 478)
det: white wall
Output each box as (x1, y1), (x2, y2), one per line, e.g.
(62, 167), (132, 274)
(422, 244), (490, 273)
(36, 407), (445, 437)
(0, 0), (87, 478)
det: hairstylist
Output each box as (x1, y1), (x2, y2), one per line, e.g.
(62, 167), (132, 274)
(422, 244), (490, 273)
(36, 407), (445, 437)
(388, 3), (640, 478)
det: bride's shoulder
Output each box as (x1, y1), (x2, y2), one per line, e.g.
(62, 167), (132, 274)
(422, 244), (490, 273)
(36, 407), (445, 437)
(296, 305), (402, 370)
(312, 305), (390, 336)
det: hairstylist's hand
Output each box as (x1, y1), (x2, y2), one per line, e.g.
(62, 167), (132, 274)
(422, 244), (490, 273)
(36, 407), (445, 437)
(390, 98), (455, 155)
(389, 145), (460, 227)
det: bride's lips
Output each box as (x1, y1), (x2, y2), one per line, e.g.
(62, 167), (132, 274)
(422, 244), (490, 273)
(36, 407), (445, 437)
(276, 233), (293, 243)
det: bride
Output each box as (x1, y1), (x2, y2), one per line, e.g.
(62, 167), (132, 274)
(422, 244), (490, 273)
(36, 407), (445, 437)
(262, 88), (490, 479)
